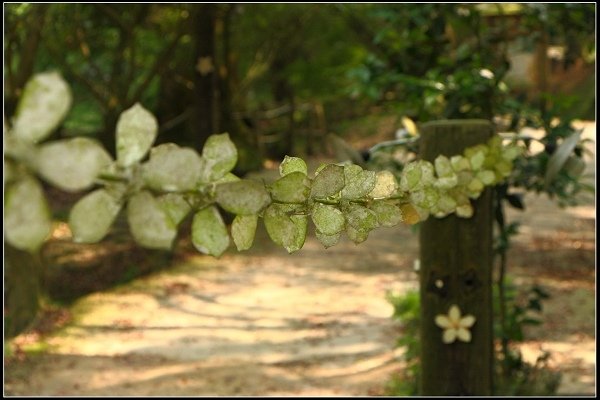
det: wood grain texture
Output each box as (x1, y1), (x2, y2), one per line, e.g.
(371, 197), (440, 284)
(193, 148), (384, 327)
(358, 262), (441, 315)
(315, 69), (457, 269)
(419, 120), (494, 395)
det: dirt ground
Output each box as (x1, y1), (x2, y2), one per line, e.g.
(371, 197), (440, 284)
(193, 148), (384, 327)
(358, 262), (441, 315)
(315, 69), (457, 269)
(4, 123), (596, 396)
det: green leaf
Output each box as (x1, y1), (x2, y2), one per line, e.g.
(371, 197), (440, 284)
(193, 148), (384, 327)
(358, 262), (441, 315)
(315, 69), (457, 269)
(310, 164), (345, 198)
(368, 170), (397, 198)
(36, 137), (112, 192)
(127, 191), (177, 250)
(410, 187), (440, 209)
(468, 150), (486, 170)
(231, 214), (258, 251)
(545, 130), (582, 187)
(370, 201), (402, 227)
(270, 172), (311, 203)
(316, 231), (341, 248)
(201, 133), (238, 181)
(192, 206), (230, 257)
(279, 155), (307, 176)
(456, 203), (474, 218)
(4, 176), (52, 252)
(214, 172), (241, 184)
(143, 144), (203, 191)
(434, 155), (453, 177)
(116, 103), (158, 167)
(450, 155), (471, 172)
(69, 189), (122, 243)
(341, 167), (376, 199)
(11, 72), (72, 143)
(399, 161), (434, 192)
(311, 203), (345, 235)
(216, 180), (271, 215)
(476, 170), (496, 186)
(156, 193), (191, 225)
(346, 225), (369, 244)
(345, 204), (378, 233)
(263, 204), (307, 253)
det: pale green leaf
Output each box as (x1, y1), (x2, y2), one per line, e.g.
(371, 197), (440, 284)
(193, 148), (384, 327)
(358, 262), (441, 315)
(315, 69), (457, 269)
(263, 204), (307, 253)
(399, 161), (434, 192)
(370, 201), (402, 227)
(4, 176), (52, 251)
(216, 180), (271, 215)
(341, 168), (376, 200)
(270, 172), (311, 203)
(476, 170), (496, 186)
(310, 164), (345, 198)
(156, 193), (191, 225)
(201, 133), (238, 181)
(434, 175), (458, 190)
(12, 72), (72, 143)
(545, 130), (582, 187)
(501, 144), (523, 161)
(368, 170), (397, 199)
(468, 150), (486, 170)
(279, 156), (307, 176)
(410, 187), (440, 209)
(127, 191), (177, 250)
(192, 206), (230, 257)
(36, 137), (112, 192)
(345, 204), (378, 233)
(316, 231), (341, 248)
(467, 178), (484, 196)
(116, 103), (158, 167)
(346, 225), (369, 244)
(450, 155), (471, 172)
(456, 203), (474, 218)
(143, 143), (203, 191)
(434, 155), (453, 177)
(311, 203), (345, 235)
(69, 189), (122, 243)
(231, 214), (258, 251)
(433, 195), (458, 217)
(214, 172), (241, 184)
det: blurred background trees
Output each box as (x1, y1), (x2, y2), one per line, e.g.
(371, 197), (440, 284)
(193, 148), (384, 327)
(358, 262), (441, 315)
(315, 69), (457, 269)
(5, 3), (594, 170)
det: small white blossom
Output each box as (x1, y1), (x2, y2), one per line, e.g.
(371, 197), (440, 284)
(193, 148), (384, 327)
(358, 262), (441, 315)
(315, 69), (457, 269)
(479, 68), (495, 80)
(435, 304), (476, 344)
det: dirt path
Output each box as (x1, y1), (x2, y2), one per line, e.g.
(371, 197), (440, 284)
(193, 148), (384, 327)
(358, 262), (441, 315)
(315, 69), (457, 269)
(6, 224), (419, 396)
(5, 123), (595, 396)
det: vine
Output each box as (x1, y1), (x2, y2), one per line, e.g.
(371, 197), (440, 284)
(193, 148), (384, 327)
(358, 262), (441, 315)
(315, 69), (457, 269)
(4, 72), (524, 256)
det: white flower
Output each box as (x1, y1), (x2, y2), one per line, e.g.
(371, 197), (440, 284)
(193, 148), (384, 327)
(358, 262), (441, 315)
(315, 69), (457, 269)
(435, 304), (476, 344)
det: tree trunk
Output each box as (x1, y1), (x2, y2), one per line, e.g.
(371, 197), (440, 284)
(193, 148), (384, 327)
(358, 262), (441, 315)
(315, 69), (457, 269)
(192, 4), (218, 150)
(4, 4), (50, 118)
(4, 243), (42, 339)
(419, 120), (494, 396)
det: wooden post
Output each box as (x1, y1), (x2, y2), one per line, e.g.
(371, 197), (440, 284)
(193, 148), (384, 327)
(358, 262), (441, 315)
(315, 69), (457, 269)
(419, 120), (494, 395)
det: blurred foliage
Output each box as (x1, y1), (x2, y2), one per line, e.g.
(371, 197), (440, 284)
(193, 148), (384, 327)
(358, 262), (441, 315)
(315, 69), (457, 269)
(386, 284), (561, 396)
(4, 3), (595, 159)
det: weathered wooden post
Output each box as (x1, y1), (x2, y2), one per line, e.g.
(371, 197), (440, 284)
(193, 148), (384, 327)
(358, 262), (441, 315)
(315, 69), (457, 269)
(419, 120), (494, 395)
